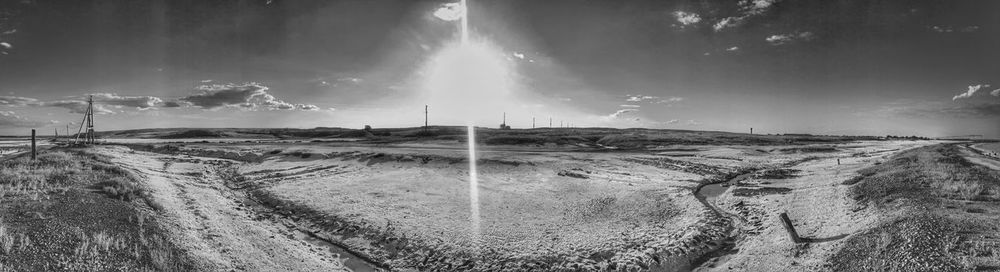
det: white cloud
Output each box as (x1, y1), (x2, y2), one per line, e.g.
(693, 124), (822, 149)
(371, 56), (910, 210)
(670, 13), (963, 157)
(992, 88), (1000, 97)
(620, 104), (641, 108)
(626, 95), (658, 102)
(952, 84), (990, 100)
(766, 31), (814, 45)
(433, 2), (465, 21)
(726, 46), (740, 51)
(656, 97), (684, 104)
(0, 96), (38, 106)
(713, 17), (739, 31)
(673, 11), (701, 26)
(686, 119), (702, 126)
(665, 119), (679, 124)
(0, 42), (10, 49)
(930, 25), (980, 33)
(512, 52), (525, 59)
(713, 0), (781, 31)
(605, 109), (640, 121)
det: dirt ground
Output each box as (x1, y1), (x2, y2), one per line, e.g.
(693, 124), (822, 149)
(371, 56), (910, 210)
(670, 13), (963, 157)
(86, 137), (958, 271)
(92, 146), (349, 271)
(20, 135), (987, 272)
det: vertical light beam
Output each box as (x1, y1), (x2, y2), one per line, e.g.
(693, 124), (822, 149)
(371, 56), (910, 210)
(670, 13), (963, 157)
(467, 124), (481, 245)
(460, 0), (469, 45)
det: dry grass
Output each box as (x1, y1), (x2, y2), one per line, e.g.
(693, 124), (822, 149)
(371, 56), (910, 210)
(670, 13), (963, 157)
(834, 144), (1000, 271)
(0, 149), (194, 271)
(848, 144), (1000, 204)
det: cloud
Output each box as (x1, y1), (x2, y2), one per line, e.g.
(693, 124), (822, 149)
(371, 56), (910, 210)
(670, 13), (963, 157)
(0, 42), (10, 49)
(766, 31), (814, 45)
(713, 17), (739, 31)
(665, 119), (679, 124)
(686, 119), (702, 126)
(620, 104), (641, 108)
(605, 109), (640, 121)
(656, 97), (684, 104)
(39, 100), (115, 114)
(90, 93), (164, 109)
(180, 82), (319, 111)
(713, 0), (780, 31)
(673, 11), (701, 26)
(726, 46), (740, 51)
(992, 89), (1000, 97)
(952, 84), (990, 100)
(433, 2), (465, 21)
(930, 25), (979, 33)
(0, 96), (38, 106)
(0, 111), (51, 128)
(626, 95), (658, 102)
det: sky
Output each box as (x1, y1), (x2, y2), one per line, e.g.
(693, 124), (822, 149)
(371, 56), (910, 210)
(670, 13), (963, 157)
(0, 0), (998, 138)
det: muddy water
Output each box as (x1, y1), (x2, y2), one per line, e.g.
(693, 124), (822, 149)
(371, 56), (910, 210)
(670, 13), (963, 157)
(292, 230), (383, 272)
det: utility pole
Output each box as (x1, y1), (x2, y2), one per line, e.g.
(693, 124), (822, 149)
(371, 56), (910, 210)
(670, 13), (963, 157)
(424, 105), (428, 131)
(750, 127), (753, 135)
(532, 117), (535, 128)
(549, 117), (552, 127)
(86, 95), (94, 144)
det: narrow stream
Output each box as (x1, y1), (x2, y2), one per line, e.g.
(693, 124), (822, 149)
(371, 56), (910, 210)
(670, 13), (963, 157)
(293, 230), (383, 272)
(691, 171), (755, 270)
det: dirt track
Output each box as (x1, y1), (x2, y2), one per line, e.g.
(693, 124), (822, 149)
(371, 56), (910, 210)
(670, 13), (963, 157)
(696, 141), (937, 271)
(94, 146), (349, 271)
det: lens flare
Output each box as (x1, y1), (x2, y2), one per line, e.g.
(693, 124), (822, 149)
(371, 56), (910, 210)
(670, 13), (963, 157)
(466, 125), (481, 245)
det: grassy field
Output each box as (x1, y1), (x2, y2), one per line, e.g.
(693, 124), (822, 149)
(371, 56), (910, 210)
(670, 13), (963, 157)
(832, 144), (1000, 271)
(0, 150), (194, 271)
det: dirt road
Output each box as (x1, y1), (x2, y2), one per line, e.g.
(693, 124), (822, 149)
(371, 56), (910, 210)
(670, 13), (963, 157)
(94, 146), (349, 271)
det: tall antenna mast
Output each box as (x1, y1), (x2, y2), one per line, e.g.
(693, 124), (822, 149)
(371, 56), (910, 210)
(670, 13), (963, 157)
(73, 95), (96, 145)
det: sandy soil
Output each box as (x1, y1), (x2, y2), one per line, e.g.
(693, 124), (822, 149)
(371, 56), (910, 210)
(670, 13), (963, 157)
(92, 146), (349, 271)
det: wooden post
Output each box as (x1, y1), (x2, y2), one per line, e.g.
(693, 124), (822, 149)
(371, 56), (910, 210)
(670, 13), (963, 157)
(31, 129), (36, 160)
(779, 212), (802, 243)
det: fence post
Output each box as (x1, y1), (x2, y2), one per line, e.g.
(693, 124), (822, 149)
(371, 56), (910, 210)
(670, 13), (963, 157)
(779, 212), (802, 243)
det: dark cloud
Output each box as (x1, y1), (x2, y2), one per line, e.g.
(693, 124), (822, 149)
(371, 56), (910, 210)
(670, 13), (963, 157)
(180, 82), (319, 111)
(39, 100), (114, 114)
